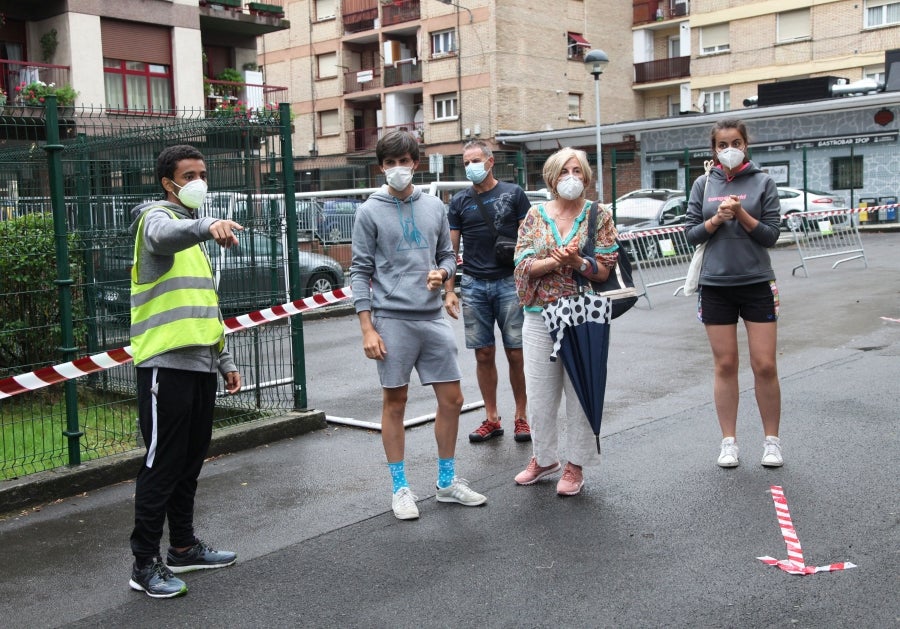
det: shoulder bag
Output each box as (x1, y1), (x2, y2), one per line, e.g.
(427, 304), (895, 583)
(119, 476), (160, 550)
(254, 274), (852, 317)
(471, 189), (516, 268)
(683, 160), (715, 296)
(580, 202), (638, 319)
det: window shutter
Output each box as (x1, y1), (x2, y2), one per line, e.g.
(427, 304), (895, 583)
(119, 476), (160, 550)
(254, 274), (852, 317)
(101, 20), (172, 65)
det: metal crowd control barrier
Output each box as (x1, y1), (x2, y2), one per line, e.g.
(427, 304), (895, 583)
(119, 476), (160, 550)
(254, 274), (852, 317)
(618, 225), (693, 309)
(787, 207), (873, 277)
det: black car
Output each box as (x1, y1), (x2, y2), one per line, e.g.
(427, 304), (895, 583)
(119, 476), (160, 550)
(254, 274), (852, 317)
(613, 189), (690, 260)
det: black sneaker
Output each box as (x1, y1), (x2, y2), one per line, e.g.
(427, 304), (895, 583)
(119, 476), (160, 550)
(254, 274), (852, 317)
(166, 540), (236, 574)
(129, 557), (188, 599)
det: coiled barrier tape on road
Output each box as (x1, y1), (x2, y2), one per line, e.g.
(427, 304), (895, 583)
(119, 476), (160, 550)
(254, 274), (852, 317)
(757, 485), (856, 575)
(0, 287), (353, 400)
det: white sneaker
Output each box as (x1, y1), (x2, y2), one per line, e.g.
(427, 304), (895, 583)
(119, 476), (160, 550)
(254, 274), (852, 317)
(717, 437), (739, 468)
(761, 436), (784, 467)
(435, 477), (487, 506)
(392, 487), (419, 520)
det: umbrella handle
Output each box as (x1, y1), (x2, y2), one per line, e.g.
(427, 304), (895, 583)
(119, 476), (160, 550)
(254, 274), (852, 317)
(596, 435), (601, 454)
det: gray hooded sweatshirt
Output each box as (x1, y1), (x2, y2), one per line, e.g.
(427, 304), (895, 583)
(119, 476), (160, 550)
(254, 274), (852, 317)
(350, 185), (456, 320)
(684, 161), (782, 287)
(129, 200), (236, 375)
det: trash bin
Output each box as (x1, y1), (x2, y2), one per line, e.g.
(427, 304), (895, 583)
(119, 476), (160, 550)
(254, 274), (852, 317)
(858, 197), (878, 223)
(879, 196), (898, 223)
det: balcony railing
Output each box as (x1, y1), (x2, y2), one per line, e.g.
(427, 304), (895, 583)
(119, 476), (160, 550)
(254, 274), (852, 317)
(344, 68), (382, 93)
(634, 56), (690, 84)
(382, 0), (420, 27)
(343, 7), (378, 34)
(0, 59), (72, 105)
(346, 120), (423, 152)
(384, 60), (421, 87)
(200, 0), (286, 15)
(205, 79), (288, 110)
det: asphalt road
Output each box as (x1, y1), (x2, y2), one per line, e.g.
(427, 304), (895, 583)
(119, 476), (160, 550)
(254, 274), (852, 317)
(0, 232), (898, 628)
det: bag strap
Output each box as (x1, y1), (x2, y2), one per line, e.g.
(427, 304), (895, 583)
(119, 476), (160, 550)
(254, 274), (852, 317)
(470, 189), (498, 237)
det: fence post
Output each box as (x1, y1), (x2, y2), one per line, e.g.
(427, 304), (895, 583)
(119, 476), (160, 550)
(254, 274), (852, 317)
(44, 95), (83, 465)
(610, 148), (618, 221)
(279, 102), (309, 411)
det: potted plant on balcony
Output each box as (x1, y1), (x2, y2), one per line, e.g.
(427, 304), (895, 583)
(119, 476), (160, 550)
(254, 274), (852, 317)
(215, 67), (243, 98)
(15, 80), (78, 115)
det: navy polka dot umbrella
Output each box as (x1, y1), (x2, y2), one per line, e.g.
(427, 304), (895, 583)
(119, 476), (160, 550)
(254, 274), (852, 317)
(542, 292), (612, 453)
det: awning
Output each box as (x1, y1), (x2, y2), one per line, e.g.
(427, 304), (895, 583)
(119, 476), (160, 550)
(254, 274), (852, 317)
(568, 32), (591, 47)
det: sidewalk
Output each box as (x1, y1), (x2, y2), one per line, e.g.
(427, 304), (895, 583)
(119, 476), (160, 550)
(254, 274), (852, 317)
(0, 233), (898, 628)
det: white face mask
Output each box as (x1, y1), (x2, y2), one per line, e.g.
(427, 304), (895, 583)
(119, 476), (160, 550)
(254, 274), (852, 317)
(717, 147), (745, 170)
(172, 179), (208, 209)
(384, 166), (414, 191)
(465, 162), (489, 184)
(556, 175), (585, 200)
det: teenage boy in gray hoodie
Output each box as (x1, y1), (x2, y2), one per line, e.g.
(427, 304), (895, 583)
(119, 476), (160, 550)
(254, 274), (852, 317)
(127, 145), (243, 598)
(350, 130), (487, 520)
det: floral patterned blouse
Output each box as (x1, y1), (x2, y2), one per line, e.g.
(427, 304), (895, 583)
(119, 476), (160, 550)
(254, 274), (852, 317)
(514, 201), (619, 311)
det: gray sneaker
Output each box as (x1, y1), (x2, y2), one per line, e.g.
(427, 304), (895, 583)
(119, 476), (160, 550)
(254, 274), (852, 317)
(129, 557), (187, 599)
(166, 540), (236, 574)
(435, 477), (487, 506)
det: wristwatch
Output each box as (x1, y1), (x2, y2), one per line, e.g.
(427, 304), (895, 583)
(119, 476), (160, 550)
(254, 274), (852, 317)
(578, 259), (589, 273)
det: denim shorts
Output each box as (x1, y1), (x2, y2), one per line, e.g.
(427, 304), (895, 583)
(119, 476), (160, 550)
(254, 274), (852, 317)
(698, 281), (780, 324)
(372, 315), (462, 388)
(459, 274), (524, 349)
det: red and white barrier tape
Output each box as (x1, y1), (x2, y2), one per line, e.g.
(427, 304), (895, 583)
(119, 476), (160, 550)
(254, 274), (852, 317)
(794, 203), (898, 219)
(757, 485), (856, 575)
(618, 225), (686, 241)
(0, 287), (353, 400)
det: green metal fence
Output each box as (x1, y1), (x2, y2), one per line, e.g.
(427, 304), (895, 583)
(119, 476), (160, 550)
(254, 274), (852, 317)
(0, 100), (309, 480)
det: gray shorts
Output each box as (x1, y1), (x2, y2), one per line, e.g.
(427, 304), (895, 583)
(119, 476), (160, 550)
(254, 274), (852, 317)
(372, 315), (462, 388)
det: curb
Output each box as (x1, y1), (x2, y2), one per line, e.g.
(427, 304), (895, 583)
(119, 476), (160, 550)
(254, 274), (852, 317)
(0, 410), (327, 516)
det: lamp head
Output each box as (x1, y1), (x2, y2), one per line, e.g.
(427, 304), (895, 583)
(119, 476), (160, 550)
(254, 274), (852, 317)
(584, 49), (610, 77)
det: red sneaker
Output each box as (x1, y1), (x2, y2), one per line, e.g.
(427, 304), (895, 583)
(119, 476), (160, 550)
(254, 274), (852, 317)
(468, 419), (503, 442)
(513, 417), (531, 442)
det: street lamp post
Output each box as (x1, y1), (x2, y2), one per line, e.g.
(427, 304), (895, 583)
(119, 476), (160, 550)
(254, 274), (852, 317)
(584, 49), (609, 204)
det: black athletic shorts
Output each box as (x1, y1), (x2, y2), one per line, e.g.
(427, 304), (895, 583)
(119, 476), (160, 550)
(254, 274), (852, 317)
(697, 281), (779, 324)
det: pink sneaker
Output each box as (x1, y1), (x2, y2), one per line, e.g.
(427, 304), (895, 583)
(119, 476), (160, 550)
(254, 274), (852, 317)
(556, 463), (584, 496)
(515, 457), (561, 485)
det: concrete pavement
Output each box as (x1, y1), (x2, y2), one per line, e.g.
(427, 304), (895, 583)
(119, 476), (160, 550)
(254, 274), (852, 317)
(0, 232), (898, 628)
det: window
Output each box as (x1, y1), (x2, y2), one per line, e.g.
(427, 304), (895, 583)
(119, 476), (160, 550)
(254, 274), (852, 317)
(653, 170), (678, 189)
(700, 23), (730, 54)
(104, 59), (173, 112)
(315, 0), (336, 20)
(316, 52), (338, 78)
(567, 93), (582, 120)
(101, 20), (172, 112)
(864, 65), (885, 83)
(567, 32), (591, 60)
(831, 156), (863, 190)
(699, 89), (730, 113)
(667, 95), (681, 117)
(431, 29), (456, 56)
(433, 93), (458, 120)
(777, 9), (810, 42)
(318, 109), (340, 136)
(865, 0), (900, 27)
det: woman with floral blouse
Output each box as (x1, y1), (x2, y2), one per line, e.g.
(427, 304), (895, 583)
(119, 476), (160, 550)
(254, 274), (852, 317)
(512, 147), (619, 496)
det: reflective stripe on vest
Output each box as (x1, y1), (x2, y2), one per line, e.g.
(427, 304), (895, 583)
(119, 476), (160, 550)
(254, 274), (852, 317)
(130, 207), (224, 364)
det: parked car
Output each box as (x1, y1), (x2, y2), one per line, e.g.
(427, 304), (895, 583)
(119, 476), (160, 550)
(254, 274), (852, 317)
(316, 198), (363, 243)
(777, 187), (847, 231)
(97, 231), (345, 320)
(613, 189), (690, 260)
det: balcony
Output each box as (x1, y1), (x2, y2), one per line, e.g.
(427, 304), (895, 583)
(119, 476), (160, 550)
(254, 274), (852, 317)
(384, 60), (422, 87)
(345, 68), (382, 94)
(199, 0), (289, 36)
(205, 79), (288, 110)
(382, 0), (420, 27)
(1, 59), (72, 106)
(633, 0), (689, 26)
(347, 121), (423, 152)
(634, 56), (690, 84)
(343, 6), (378, 34)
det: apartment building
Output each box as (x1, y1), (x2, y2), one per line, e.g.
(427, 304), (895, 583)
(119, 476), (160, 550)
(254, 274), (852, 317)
(259, 0), (636, 188)
(0, 0), (288, 125)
